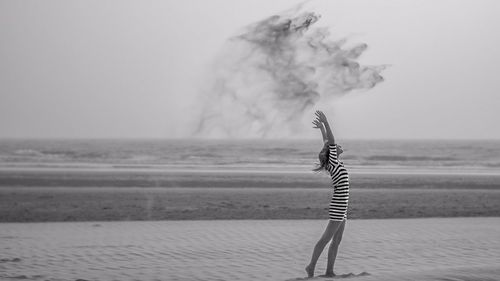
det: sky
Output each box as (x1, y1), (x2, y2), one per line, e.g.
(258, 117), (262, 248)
(1, 0), (499, 139)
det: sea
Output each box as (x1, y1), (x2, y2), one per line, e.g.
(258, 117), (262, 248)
(0, 139), (499, 175)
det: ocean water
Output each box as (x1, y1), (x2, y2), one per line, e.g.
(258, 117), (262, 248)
(0, 139), (499, 174)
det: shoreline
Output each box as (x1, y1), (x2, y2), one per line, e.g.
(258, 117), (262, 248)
(1, 169), (500, 189)
(2, 215), (499, 224)
(1, 186), (499, 222)
(1, 164), (500, 176)
(1, 168), (499, 222)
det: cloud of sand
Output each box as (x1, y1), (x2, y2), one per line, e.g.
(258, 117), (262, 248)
(194, 8), (385, 138)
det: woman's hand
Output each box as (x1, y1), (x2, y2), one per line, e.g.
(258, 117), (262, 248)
(312, 119), (323, 129)
(313, 117), (328, 142)
(315, 110), (335, 144)
(315, 110), (328, 123)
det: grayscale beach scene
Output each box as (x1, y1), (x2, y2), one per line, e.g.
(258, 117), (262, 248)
(1, 0), (500, 281)
(1, 140), (499, 281)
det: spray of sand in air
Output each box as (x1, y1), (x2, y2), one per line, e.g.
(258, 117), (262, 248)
(195, 8), (385, 138)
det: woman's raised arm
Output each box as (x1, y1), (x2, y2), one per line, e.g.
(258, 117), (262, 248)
(315, 111), (335, 145)
(312, 118), (328, 144)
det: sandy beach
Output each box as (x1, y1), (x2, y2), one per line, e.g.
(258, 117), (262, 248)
(1, 159), (499, 280)
(1, 217), (499, 281)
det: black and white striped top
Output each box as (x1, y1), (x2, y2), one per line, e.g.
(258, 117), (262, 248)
(326, 144), (349, 221)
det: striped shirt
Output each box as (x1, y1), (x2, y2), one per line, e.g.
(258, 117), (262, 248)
(326, 144), (349, 221)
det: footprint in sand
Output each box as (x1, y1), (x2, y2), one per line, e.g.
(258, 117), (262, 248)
(0, 258), (21, 263)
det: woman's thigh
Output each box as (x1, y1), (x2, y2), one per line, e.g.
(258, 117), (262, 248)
(331, 220), (346, 245)
(320, 220), (343, 241)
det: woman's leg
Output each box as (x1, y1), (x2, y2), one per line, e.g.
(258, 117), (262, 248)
(306, 220), (343, 277)
(324, 219), (346, 276)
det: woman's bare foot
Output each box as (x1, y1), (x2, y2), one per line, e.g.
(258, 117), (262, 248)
(319, 272), (335, 278)
(305, 264), (314, 278)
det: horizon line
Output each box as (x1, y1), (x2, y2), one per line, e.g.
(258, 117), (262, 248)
(1, 137), (500, 142)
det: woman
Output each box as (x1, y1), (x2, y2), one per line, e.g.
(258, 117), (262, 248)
(305, 110), (349, 278)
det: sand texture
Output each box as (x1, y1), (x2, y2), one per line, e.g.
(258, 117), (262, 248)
(1, 218), (499, 281)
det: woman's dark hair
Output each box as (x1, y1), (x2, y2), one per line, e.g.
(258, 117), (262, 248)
(313, 144), (329, 172)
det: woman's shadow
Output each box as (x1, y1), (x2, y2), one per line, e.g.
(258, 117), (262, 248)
(286, 271), (370, 280)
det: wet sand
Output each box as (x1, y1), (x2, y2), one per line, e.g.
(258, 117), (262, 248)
(1, 186), (500, 222)
(1, 170), (499, 222)
(2, 168), (500, 189)
(1, 218), (499, 281)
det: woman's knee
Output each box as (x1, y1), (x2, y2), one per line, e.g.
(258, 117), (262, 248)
(329, 236), (342, 250)
(334, 233), (343, 245)
(318, 235), (331, 246)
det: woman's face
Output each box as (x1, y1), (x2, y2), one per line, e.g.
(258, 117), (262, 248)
(337, 145), (344, 156)
(319, 144), (344, 163)
(319, 146), (328, 163)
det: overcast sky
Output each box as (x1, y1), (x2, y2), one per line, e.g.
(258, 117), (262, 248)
(1, 0), (499, 139)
